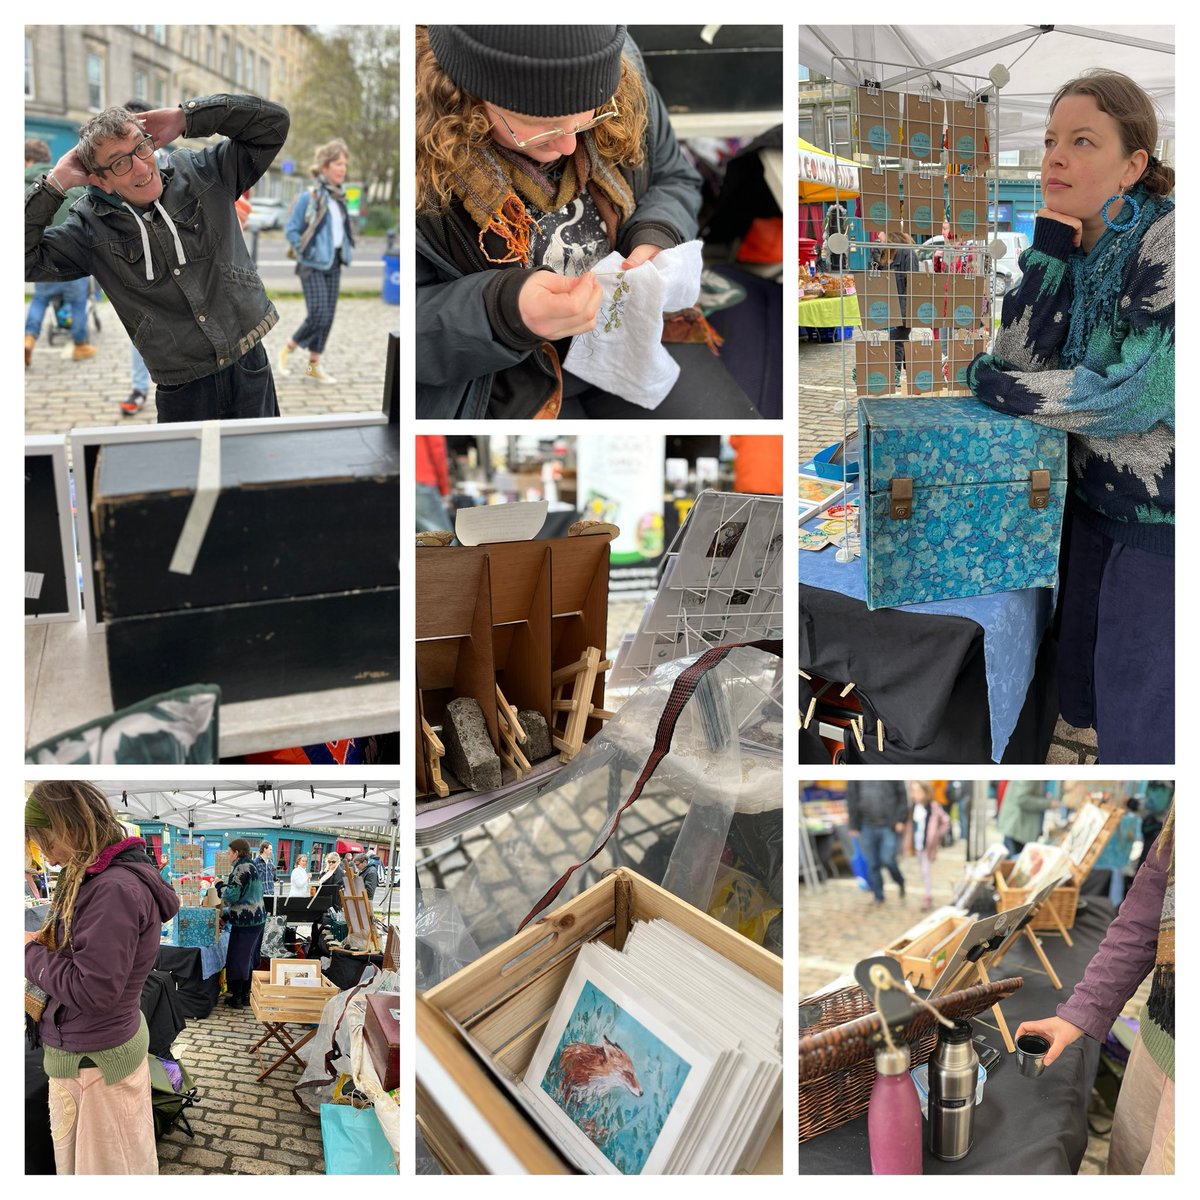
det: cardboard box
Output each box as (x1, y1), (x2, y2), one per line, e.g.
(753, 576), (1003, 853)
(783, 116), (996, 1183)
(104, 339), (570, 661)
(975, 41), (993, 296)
(903, 93), (945, 164)
(365, 992), (400, 1091)
(418, 869), (783, 1175)
(857, 86), (902, 156)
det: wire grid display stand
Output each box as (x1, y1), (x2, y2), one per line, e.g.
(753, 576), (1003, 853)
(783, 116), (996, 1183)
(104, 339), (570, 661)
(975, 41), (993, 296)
(809, 55), (1007, 559)
(609, 490), (784, 686)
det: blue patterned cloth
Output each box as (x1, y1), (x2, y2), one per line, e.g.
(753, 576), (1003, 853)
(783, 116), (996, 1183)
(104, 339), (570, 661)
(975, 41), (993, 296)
(801, 511), (1052, 761)
(198, 925), (231, 980)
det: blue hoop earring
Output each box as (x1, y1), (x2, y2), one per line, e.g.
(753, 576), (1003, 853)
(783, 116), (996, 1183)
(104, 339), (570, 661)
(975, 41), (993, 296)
(1101, 190), (1140, 232)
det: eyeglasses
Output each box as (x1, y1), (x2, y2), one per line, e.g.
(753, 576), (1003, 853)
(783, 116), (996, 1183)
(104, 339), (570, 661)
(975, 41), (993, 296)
(490, 99), (620, 149)
(96, 135), (156, 177)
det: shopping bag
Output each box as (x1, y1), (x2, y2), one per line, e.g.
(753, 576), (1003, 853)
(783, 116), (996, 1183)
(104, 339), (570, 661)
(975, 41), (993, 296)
(319, 1103), (397, 1174)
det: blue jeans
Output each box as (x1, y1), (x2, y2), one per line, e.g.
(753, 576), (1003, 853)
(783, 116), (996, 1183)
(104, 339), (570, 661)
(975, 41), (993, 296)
(25, 278), (89, 345)
(153, 343), (279, 423)
(860, 825), (904, 901)
(130, 342), (150, 394)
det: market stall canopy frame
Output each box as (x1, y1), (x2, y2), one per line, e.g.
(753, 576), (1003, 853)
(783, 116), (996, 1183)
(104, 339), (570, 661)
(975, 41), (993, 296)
(799, 25), (1173, 151)
(94, 781), (399, 831)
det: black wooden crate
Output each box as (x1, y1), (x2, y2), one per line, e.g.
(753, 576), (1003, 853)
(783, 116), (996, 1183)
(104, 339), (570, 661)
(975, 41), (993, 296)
(94, 424), (399, 620)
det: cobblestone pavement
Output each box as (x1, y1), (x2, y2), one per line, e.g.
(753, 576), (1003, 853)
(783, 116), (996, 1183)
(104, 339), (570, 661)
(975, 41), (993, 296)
(798, 337), (1098, 763)
(23, 294), (398, 437)
(157, 996), (326, 1175)
(798, 812), (1145, 1174)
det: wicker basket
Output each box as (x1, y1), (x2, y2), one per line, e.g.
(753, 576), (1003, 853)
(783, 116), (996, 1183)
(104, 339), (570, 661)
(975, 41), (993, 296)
(798, 975), (1023, 1143)
(995, 859), (1080, 931)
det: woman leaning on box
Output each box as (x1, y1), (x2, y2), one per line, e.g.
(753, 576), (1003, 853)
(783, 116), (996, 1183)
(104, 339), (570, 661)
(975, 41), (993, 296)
(968, 70), (1173, 764)
(24, 782), (181, 1175)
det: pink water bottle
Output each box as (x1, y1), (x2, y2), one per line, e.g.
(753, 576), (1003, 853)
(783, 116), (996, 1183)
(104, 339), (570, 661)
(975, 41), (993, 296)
(868, 1043), (923, 1174)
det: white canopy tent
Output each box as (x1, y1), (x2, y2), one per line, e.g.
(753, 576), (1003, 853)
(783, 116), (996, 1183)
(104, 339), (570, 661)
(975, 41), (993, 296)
(97, 781), (399, 833)
(799, 25), (1174, 151)
(95, 780), (400, 924)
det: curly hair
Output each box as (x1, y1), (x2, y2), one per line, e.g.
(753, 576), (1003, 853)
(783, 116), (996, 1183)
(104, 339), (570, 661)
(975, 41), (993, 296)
(1050, 70), (1174, 198)
(415, 25), (648, 212)
(76, 106), (143, 174)
(26, 781), (130, 950)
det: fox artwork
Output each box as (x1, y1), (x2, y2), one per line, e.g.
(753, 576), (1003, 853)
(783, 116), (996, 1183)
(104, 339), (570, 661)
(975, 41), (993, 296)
(558, 1036), (644, 1106)
(539, 980), (692, 1173)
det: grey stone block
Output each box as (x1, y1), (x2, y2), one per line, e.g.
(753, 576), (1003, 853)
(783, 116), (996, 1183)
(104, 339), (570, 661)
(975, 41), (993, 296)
(443, 697), (501, 792)
(518, 709), (553, 762)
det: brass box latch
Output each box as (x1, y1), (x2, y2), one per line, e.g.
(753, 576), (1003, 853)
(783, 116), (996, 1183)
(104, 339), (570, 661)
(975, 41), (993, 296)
(1029, 469), (1050, 510)
(890, 476), (913, 520)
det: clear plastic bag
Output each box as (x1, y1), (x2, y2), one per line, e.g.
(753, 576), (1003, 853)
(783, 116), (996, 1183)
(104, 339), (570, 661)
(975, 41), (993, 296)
(444, 645), (783, 957)
(415, 889), (481, 992)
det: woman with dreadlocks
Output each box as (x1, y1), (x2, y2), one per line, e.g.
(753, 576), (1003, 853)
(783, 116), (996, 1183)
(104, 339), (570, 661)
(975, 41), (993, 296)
(24, 781), (180, 1174)
(415, 25), (703, 419)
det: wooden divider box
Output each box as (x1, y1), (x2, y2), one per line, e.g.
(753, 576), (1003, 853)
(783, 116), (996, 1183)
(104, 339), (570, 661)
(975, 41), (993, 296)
(417, 868), (783, 1175)
(884, 913), (973, 989)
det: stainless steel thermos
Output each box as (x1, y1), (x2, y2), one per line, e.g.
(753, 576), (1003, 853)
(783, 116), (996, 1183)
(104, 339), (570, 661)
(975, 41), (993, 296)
(927, 1018), (979, 1161)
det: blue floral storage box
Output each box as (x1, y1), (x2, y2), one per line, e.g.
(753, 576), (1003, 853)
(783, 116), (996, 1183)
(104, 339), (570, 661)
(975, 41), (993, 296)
(174, 905), (219, 948)
(858, 396), (1067, 609)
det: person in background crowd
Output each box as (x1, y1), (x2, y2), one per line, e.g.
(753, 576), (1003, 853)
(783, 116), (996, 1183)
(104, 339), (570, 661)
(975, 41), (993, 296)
(254, 841), (276, 895)
(998, 779), (1051, 856)
(23, 138), (95, 366)
(24, 781), (179, 1174)
(221, 838), (265, 1009)
(908, 780), (950, 911)
(881, 226), (917, 371)
(847, 780), (908, 905)
(356, 853), (380, 905)
(279, 138), (354, 385)
(289, 853), (310, 897)
(416, 434), (453, 531)
(1017, 806), (1174, 1173)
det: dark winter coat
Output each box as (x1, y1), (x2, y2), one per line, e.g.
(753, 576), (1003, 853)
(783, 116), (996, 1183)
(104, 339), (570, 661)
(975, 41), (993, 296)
(25, 837), (180, 1052)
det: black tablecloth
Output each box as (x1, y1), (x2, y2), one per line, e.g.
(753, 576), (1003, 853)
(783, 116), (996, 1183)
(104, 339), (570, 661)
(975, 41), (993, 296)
(799, 583), (1058, 764)
(798, 896), (1115, 1174)
(155, 944), (220, 1019)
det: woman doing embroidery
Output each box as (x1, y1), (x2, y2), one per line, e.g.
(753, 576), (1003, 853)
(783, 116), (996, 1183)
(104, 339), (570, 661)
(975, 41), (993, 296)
(968, 70), (1174, 763)
(24, 781), (181, 1174)
(414, 25), (702, 419)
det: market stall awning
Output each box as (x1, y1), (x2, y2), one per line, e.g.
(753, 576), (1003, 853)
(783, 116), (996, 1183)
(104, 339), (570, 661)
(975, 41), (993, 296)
(798, 137), (860, 202)
(94, 781), (399, 832)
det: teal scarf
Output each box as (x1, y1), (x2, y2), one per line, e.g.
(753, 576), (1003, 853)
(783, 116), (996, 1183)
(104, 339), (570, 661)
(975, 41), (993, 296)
(1061, 184), (1173, 369)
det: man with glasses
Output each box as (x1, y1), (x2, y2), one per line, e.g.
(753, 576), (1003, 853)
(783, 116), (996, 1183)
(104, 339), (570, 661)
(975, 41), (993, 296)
(25, 94), (289, 422)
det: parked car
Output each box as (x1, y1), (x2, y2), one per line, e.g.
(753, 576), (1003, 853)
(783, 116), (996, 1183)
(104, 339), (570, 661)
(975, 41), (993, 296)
(915, 235), (1011, 297)
(245, 196), (288, 232)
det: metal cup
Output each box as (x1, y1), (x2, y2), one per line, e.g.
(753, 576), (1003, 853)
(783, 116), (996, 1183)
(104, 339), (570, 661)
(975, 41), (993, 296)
(1015, 1033), (1050, 1077)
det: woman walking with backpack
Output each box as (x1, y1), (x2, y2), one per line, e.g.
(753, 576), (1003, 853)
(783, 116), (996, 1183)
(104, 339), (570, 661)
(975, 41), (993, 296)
(279, 138), (354, 384)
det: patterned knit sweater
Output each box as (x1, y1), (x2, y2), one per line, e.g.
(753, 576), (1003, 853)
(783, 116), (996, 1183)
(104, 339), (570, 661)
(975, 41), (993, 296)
(968, 193), (1174, 556)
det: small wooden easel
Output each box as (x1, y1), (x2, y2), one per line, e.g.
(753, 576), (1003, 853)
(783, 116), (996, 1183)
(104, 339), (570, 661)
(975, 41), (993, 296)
(987, 909), (1064, 990)
(551, 645), (614, 762)
(421, 717), (450, 798)
(938, 938), (1020, 1053)
(339, 860), (381, 954)
(495, 683), (532, 781)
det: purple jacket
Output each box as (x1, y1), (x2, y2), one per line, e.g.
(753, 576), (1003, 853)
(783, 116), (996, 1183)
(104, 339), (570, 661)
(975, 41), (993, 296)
(25, 837), (181, 1051)
(1057, 828), (1172, 1041)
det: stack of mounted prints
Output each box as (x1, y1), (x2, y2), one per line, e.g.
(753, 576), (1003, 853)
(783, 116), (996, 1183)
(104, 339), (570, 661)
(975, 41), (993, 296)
(519, 919), (782, 1174)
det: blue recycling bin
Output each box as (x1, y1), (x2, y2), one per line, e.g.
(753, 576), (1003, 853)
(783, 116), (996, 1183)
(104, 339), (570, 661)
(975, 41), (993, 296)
(381, 253), (400, 305)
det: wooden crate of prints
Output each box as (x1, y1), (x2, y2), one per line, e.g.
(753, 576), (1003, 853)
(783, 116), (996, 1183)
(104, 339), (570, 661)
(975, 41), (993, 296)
(250, 967), (338, 1024)
(418, 868), (783, 1175)
(173, 905), (219, 948)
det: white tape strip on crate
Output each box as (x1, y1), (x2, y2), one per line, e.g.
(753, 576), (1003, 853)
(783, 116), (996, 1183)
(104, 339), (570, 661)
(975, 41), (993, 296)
(169, 420), (222, 575)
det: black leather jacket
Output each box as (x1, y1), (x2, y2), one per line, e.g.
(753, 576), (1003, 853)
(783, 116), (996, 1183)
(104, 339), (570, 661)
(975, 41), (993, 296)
(25, 94), (288, 386)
